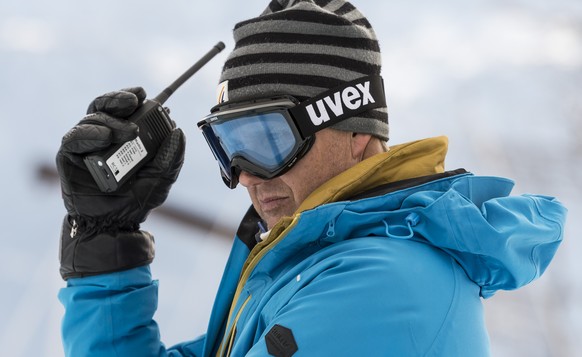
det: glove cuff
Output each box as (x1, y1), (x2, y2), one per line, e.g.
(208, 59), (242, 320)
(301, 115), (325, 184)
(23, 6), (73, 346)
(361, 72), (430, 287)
(59, 215), (155, 280)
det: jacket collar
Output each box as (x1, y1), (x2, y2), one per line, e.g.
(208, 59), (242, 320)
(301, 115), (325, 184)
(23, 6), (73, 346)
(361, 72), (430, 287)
(295, 136), (449, 214)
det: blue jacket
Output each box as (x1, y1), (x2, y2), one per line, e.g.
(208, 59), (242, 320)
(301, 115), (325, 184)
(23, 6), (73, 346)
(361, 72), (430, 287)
(59, 137), (567, 356)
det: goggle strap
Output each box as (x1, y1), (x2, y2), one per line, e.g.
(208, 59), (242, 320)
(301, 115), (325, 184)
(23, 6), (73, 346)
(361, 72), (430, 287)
(289, 75), (386, 138)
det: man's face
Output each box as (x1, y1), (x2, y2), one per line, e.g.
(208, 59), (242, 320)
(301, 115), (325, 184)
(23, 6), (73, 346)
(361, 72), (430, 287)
(239, 128), (356, 229)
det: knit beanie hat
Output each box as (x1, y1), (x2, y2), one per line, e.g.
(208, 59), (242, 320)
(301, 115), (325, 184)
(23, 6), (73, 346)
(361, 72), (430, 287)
(218, 0), (389, 141)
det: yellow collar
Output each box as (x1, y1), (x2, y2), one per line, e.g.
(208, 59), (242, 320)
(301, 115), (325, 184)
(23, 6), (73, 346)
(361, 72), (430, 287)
(295, 136), (449, 213)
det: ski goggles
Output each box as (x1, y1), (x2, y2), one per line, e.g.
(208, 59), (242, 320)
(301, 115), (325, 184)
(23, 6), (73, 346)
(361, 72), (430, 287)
(197, 75), (386, 188)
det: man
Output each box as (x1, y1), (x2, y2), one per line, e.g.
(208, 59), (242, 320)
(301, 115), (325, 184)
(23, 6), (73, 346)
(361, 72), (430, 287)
(57, 1), (567, 356)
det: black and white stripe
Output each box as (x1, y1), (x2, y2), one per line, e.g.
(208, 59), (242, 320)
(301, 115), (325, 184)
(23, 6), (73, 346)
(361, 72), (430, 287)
(219, 0), (389, 141)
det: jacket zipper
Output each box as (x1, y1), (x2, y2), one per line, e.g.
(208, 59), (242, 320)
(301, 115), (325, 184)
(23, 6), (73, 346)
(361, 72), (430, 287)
(219, 294), (252, 357)
(215, 216), (300, 356)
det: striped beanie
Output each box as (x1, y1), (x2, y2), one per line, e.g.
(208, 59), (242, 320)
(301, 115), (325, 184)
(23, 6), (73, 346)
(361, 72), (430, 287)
(218, 0), (389, 141)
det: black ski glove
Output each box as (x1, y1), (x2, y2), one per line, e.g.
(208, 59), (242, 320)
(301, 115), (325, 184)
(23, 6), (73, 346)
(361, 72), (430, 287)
(56, 87), (186, 280)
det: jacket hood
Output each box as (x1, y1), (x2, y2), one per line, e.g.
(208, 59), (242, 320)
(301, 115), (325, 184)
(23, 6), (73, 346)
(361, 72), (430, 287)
(314, 173), (565, 298)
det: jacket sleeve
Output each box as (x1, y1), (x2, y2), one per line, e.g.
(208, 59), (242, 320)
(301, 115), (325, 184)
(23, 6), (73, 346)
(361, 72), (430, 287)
(58, 265), (205, 357)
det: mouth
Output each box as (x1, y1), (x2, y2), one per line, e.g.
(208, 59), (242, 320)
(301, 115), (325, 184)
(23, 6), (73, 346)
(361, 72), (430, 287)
(259, 196), (288, 212)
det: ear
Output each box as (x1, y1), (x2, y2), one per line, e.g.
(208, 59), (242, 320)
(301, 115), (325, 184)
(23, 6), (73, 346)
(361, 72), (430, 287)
(350, 133), (373, 161)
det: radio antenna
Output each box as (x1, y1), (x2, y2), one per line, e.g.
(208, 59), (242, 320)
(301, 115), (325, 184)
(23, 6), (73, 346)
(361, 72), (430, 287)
(153, 41), (226, 105)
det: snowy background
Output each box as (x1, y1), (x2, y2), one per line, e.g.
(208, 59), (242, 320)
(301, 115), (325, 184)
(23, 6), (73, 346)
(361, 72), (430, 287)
(1, 0), (581, 356)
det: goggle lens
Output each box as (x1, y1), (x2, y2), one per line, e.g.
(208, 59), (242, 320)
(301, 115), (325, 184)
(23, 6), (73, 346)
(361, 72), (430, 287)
(210, 112), (297, 171)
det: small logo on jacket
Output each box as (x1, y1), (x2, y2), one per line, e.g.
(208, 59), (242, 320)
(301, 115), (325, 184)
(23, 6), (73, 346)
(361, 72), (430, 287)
(265, 324), (298, 357)
(305, 80), (375, 126)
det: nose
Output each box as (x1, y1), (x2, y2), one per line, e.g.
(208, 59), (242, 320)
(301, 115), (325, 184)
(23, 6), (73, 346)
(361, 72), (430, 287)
(238, 171), (266, 187)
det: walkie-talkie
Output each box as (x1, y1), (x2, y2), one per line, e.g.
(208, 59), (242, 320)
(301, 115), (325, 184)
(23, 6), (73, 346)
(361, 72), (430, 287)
(84, 41), (225, 193)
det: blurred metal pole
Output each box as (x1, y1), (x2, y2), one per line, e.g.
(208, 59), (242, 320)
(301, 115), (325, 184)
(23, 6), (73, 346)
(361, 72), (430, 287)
(36, 163), (236, 240)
